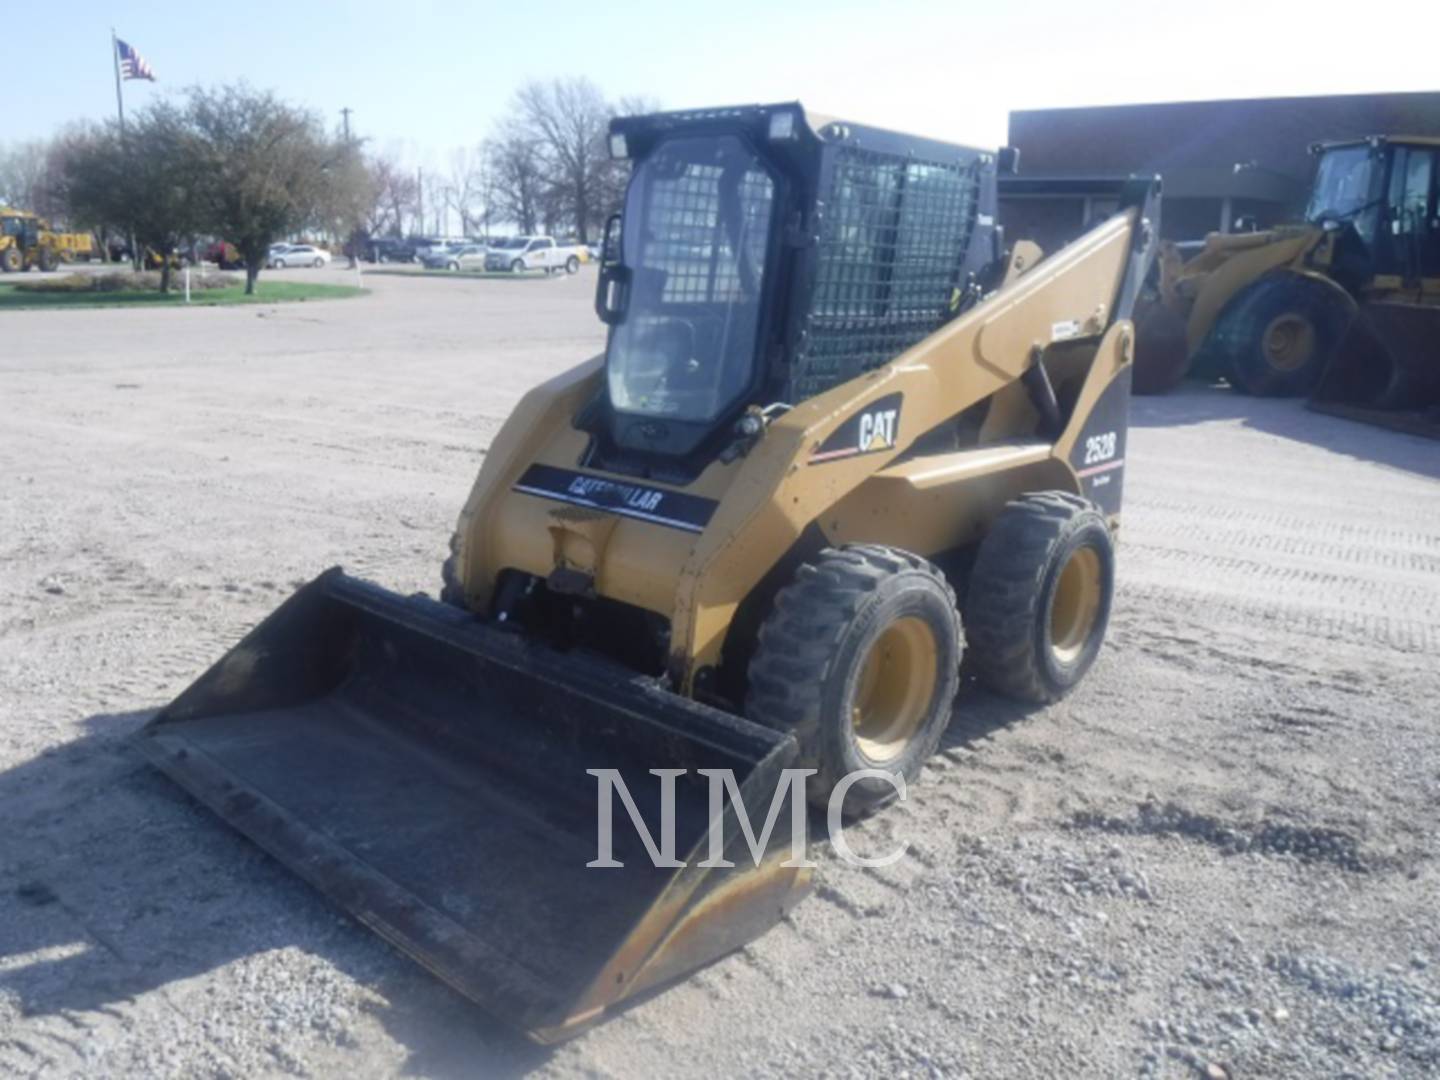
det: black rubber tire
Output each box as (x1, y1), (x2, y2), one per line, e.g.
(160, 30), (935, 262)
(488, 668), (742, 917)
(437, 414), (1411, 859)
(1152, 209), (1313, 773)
(966, 492), (1115, 704)
(510, 258), (525, 274)
(37, 247), (58, 272)
(313, 257), (324, 268)
(2, 246), (21, 272)
(1208, 274), (1349, 397)
(448, 261), (460, 271)
(746, 545), (963, 814)
(565, 255), (580, 274)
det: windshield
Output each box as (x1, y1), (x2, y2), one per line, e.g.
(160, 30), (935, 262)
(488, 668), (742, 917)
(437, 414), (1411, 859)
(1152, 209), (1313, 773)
(1306, 146), (1378, 238)
(606, 134), (775, 424)
(493, 238), (526, 250)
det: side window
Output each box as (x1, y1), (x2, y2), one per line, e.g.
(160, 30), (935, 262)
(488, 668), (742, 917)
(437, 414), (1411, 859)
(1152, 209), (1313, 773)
(1389, 148), (1433, 237)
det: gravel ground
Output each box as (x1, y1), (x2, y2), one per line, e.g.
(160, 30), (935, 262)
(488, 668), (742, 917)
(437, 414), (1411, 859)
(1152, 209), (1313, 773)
(1, 267), (1437, 1079)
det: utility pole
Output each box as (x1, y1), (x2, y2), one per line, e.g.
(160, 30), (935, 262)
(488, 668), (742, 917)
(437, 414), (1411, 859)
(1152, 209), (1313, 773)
(340, 107), (353, 144)
(416, 167), (423, 237)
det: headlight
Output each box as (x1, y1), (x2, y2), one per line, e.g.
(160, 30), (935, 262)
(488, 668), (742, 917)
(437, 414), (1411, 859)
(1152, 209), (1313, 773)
(767, 110), (796, 141)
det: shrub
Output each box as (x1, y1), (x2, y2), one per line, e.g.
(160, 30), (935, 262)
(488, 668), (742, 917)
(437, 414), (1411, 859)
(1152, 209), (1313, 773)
(12, 270), (238, 294)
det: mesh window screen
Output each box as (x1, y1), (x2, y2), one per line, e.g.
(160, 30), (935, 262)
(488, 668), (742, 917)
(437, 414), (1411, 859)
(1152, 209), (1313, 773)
(792, 150), (980, 401)
(608, 136), (777, 423)
(642, 164), (773, 305)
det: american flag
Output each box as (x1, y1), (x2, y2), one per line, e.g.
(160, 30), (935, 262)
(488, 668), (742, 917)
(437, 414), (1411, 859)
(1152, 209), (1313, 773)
(116, 39), (156, 82)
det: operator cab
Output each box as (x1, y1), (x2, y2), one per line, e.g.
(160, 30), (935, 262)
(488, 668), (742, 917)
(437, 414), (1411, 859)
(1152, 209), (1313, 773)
(591, 103), (1000, 477)
(1307, 137), (1440, 286)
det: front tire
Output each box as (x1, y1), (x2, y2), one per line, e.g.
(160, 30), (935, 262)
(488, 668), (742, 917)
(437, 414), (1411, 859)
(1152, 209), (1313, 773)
(510, 258), (525, 274)
(2, 246), (22, 272)
(565, 255), (580, 274)
(966, 492), (1115, 703)
(275, 258), (287, 269)
(313, 257), (324, 268)
(746, 545), (963, 814)
(1209, 274), (1348, 397)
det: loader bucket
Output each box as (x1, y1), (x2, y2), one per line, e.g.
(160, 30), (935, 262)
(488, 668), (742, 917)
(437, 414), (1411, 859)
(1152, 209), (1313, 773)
(142, 570), (811, 1042)
(1131, 292), (1192, 394)
(1309, 298), (1440, 439)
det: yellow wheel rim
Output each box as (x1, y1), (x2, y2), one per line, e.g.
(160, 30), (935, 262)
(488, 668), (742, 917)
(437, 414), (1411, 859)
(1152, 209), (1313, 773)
(851, 616), (938, 763)
(1050, 547), (1102, 664)
(1261, 313), (1316, 373)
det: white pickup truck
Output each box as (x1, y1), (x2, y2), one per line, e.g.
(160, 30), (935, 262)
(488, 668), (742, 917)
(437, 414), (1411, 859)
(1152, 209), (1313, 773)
(484, 235), (585, 274)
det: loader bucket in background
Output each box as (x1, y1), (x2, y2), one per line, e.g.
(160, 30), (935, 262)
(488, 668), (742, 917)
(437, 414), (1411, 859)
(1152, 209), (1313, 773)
(1131, 292), (1192, 395)
(1309, 298), (1440, 439)
(142, 570), (811, 1043)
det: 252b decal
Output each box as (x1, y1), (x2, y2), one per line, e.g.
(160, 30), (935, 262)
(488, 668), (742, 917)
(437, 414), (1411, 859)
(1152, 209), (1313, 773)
(1083, 431), (1117, 465)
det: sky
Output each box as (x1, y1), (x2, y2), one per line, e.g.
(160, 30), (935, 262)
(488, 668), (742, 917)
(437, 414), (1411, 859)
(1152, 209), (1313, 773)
(14, 0), (1440, 177)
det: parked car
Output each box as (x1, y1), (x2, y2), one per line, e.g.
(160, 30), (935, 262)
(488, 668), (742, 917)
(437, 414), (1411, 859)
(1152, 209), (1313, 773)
(366, 237), (420, 263)
(269, 244), (330, 269)
(422, 243), (489, 271)
(484, 236), (584, 274)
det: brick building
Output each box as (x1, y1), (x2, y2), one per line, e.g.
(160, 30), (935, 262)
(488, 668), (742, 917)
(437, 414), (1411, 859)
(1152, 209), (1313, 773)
(1001, 90), (1440, 254)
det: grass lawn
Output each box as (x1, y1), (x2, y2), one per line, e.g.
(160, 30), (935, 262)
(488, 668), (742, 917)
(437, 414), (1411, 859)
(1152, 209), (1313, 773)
(0, 280), (366, 310)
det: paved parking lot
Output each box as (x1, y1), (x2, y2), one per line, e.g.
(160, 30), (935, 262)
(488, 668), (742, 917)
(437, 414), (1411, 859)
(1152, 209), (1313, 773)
(2, 270), (1438, 1078)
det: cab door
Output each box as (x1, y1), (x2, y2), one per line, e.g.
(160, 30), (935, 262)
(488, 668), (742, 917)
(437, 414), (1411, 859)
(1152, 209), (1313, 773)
(1378, 144), (1439, 285)
(526, 237), (554, 269)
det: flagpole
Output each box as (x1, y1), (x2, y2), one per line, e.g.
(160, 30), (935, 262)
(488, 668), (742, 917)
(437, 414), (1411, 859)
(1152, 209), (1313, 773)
(111, 28), (126, 135)
(111, 28), (136, 267)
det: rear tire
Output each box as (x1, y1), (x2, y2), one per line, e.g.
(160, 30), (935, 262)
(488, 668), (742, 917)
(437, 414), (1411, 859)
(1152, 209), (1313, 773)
(313, 257), (324, 268)
(566, 255), (580, 274)
(746, 545), (963, 814)
(966, 492), (1114, 703)
(37, 247), (58, 272)
(1209, 274), (1348, 397)
(2, 247), (21, 272)
(510, 258), (525, 274)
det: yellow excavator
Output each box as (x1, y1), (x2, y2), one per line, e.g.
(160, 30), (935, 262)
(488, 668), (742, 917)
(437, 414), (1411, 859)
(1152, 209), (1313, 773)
(142, 103), (1160, 1042)
(1134, 136), (1439, 437)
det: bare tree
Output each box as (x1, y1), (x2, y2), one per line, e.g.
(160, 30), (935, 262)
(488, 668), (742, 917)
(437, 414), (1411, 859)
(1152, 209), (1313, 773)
(487, 131), (546, 236)
(362, 154), (418, 237)
(511, 78), (613, 243)
(0, 135), (83, 225)
(447, 146), (492, 237)
(592, 94), (660, 227)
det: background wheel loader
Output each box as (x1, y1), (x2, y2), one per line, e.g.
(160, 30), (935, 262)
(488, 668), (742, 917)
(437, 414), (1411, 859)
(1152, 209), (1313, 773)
(142, 103), (1159, 1042)
(0, 207), (71, 272)
(1133, 136), (1440, 438)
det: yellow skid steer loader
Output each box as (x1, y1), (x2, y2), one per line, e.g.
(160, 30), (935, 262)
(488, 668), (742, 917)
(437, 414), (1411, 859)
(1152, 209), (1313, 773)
(143, 104), (1159, 1041)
